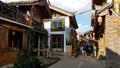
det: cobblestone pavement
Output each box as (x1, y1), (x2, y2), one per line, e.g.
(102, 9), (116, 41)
(48, 54), (106, 68)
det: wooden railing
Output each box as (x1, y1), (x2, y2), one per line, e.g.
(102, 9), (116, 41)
(0, 1), (29, 26)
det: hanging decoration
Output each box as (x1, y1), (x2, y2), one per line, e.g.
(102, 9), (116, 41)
(92, 32), (96, 41)
(97, 16), (103, 25)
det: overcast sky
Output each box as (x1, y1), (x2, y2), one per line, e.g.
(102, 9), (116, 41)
(1, 0), (92, 34)
(50, 0), (91, 12)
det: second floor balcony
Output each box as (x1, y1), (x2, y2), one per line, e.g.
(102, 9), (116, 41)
(0, 1), (30, 26)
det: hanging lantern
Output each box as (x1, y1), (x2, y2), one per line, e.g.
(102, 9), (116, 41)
(27, 11), (30, 16)
(97, 16), (103, 25)
(12, 31), (16, 36)
(93, 32), (95, 36)
(92, 32), (96, 41)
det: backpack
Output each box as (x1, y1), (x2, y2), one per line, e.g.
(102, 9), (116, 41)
(83, 46), (86, 50)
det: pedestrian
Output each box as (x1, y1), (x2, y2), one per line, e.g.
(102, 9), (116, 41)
(87, 45), (91, 56)
(82, 43), (87, 58)
(80, 45), (83, 54)
(93, 45), (97, 57)
(85, 34), (90, 46)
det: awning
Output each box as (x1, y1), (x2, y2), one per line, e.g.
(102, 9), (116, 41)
(98, 9), (109, 16)
(97, 3), (120, 18)
(97, 4), (113, 16)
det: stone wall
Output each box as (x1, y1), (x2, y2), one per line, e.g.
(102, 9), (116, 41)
(66, 45), (72, 56)
(114, 14), (120, 68)
(105, 13), (120, 68)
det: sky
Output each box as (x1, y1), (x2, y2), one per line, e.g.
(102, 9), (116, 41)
(1, 0), (93, 34)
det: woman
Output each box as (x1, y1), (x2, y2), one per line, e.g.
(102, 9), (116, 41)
(82, 43), (87, 58)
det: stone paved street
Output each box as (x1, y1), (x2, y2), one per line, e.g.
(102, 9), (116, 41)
(48, 54), (106, 68)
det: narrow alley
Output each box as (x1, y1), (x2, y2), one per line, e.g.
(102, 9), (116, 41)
(1, 0), (120, 68)
(48, 54), (106, 68)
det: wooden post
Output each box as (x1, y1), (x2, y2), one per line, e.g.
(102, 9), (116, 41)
(29, 38), (31, 49)
(38, 36), (40, 56)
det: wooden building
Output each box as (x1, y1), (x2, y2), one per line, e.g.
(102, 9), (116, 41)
(0, 0), (51, 65)
(9, 0), (51, 55)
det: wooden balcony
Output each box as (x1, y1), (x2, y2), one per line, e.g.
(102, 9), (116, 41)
(0, 1), (29, 26)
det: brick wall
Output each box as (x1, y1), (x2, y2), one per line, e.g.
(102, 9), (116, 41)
(105, 13), (120, 68)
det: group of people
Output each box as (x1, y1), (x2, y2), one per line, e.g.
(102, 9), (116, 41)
(79, 34), (98, 58)
(80, 42), (98, 58)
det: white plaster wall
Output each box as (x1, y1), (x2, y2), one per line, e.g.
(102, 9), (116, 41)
(44, 16), (70, 52)
(65, 16), (70, 28)
(44, 20), (51, 48)
(64, 16), (70, 52)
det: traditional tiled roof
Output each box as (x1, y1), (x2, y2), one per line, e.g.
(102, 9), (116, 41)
(49, 5), (74, 16)
(8, 0), (48, 6)
(84, 30), (93, 35)
(8, 0), (51, 18)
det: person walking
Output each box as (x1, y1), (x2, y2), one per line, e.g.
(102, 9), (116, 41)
(93, 45), (97, 57)
(82, 43), (87, 58)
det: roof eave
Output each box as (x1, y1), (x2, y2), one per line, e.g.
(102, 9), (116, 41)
(49, 5), (74, 16)
(9, 1), (52, 19)
(97, 3), (113, 14)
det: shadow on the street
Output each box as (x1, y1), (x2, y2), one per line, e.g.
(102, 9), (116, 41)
(106, 48), (120, 68)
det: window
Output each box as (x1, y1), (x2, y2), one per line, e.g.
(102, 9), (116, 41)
(8, 30), (23, 51)
(50, 34), (64, 51)
(51, 18), (65, 31)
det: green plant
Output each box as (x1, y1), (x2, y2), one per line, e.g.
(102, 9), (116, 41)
(13, 48), (41, 68)
(41, 59), (51, 67)
(40, 29), (48, 49)
(62, 18), (65, 29)
(27, 28), (35, 47)
(9, 47), (14, 51)
(40, 57), (60, 68)
(13, 56), (41, 68)
(32, 20), (41, 31)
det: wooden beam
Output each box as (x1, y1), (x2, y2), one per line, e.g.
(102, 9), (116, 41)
(38, 36), (40, 56)
(3, 24), (26, 32)
(0, 16), (32, 29)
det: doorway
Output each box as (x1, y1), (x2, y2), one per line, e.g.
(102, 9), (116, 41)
(8, 30), (23, 51)
(50, 34), (64, 52)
